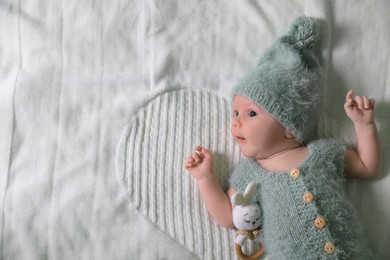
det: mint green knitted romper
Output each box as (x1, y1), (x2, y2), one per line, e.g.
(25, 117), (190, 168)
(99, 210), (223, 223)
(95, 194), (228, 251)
(229, 139), (374, 259)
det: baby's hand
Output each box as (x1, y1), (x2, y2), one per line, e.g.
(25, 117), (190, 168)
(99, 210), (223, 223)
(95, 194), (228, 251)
(344, 89), (375, 125)
(184, 146), (213, 181)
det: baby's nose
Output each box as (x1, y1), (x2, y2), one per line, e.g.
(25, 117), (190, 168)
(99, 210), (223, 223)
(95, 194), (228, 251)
(232, 117), (242, 128)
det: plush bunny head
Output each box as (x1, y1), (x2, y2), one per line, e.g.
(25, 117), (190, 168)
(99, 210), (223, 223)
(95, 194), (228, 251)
(231, 182), (261, 231)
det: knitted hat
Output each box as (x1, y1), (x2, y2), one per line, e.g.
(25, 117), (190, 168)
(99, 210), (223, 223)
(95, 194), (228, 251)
(233, 16), (323, 144)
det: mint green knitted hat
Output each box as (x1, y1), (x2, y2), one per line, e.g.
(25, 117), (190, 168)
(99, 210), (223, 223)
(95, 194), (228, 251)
(233, 16), (323, 144)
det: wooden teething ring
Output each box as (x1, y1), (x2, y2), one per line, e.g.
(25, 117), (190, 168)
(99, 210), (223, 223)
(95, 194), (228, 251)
(235, 242), (264, 260)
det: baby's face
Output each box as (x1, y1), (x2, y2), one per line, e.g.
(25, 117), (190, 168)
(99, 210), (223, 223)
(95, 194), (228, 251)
(231, 95), (287, 159)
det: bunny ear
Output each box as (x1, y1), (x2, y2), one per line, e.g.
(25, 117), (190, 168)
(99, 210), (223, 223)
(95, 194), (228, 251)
(244, 182), (258, 201)
(231, 192), (246, 206)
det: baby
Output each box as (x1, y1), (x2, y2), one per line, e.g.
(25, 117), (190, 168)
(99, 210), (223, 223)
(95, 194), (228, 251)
(184, 17), (381, 259)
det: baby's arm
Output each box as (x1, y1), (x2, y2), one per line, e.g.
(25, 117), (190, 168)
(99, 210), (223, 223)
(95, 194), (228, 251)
(184, 146), (236, 228)
(344, 90), (381, 178)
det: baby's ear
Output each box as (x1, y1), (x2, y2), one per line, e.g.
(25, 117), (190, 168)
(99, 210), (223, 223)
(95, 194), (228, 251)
(231, 193), (245, 206)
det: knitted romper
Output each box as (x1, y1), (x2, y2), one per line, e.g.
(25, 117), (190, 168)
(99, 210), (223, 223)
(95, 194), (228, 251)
(229, 139), (375, 259)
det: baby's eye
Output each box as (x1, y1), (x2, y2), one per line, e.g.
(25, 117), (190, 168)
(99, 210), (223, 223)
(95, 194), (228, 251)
(249, 111), (257, 117)
(233, 111), (239, 117)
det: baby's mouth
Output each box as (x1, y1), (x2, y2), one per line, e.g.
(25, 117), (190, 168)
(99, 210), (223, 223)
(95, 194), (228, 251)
(236, 136), (246, 143)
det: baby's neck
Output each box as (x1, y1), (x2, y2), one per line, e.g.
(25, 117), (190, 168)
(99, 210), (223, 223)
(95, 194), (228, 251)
(256, 145), (309, 173)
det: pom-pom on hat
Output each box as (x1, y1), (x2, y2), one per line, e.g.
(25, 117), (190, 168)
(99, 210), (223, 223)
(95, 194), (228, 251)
(233, 16), (323, 144)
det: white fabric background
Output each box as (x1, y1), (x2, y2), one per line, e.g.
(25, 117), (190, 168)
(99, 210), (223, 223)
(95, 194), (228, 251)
(0, 0), (389, 259)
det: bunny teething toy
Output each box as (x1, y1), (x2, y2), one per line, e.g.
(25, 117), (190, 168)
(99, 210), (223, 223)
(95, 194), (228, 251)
(231, 182), (265, 260)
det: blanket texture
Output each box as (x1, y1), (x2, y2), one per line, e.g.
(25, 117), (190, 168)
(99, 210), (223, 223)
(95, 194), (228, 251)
(117, 89), (241, 259)
(1, 0), (389, 259)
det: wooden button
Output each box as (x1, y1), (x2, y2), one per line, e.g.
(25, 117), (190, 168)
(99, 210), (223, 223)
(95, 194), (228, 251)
(303, 192), (314, 204)
(314, 216), (326, 229)
(289, 168), (301, 179)
(324, 242), (336, 254)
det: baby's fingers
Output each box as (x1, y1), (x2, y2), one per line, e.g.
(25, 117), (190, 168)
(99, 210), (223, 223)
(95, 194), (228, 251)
(345, 89), (356, 109)
(354, 96), (364, 110)
(192, 151), (202, 163)
(345, 89), (375, 110)
(184, 155), (199, 168)
(184, 161), (195, 170)
(351, 95), (375, 110)
(364, 97), (375, 109)
(195, 146), (212, 160)
(346, 89), (354, 102)
(185, 152), (201, 168)
(187, 156), (195, 163)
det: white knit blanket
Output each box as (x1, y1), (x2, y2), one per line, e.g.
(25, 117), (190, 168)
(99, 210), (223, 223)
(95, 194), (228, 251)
(116, 89), (241, 259)
(1, 0), (390, 259)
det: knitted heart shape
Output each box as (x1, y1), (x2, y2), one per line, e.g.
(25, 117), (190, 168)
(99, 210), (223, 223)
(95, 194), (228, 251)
(116, 89), (241, 259)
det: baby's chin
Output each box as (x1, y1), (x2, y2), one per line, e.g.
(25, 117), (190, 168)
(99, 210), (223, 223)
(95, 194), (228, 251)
(238, 146), (266, 160)
(239, 147), (258, 159)
(233, 139), (264, 158)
